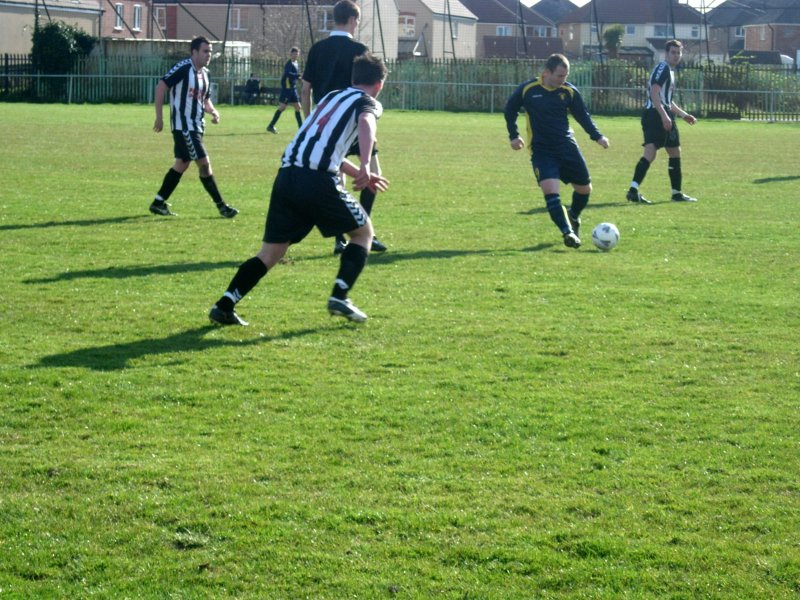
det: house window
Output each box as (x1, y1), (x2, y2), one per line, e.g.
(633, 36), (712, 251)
(399, 13), (415, 37)
(590, 22), (597, 34)
(133, 4), (142, 31)
(114, 3), (123, 30)
(691, 25), (699, 38)
(653, 24), (669, 37)
(154, 6), (166, 32)
(229, 7), (246, 31)
(734, 26), (744, 37)
(450, 20), (458, 40)
(496, 25), (511, 37)
(759, 26), (766, 41)
(626, 24), (635, 35)
(317, 7), (333, 32)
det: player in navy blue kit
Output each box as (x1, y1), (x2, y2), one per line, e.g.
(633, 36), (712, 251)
(150, 36), (238, 218)
(504, 53), (609, 248)
(208, 54), (390, 326)
(627, 39), (698, 204)
(266, 47), (303, 134)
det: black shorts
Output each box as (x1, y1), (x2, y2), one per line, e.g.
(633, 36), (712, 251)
(530, 141), (591, 186)
(264, 166), (368, 244)
(641, 108), (680, 149)
(172, 130), (208, 162)
(279, 89), (300, 104)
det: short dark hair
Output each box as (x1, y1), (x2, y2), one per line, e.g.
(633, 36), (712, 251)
(351, 53), (388, 86)
(666, 39), (683, 52)
(191, 36), (210, 53)
(544, 53), (569, 73)
(290, 47), (300, 53)
(333, 0), (360, 25)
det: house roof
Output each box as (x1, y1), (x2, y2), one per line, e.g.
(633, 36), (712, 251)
(415, 0), (477, 20)
(707, 0), (800, 27)
(559, 0), (702, 25)
(459, 0), (548, 26)
(530, 0), (578, 23)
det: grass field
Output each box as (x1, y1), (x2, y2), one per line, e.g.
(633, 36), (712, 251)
(1, 103), (799, 598)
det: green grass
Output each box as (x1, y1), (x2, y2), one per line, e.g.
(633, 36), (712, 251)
(1, 103), (799, 598)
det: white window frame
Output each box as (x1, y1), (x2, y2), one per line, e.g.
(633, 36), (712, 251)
(317, 7), (333, 32)
(653, 24), (669, 37)
(496, 25), (511, 37)
(626, 24), (635, 35)
(399, 13), (415, 37)
(450, 20), (459, 40)
(114, 3), (123, 30)
(133, 4), (142, 31)
(734, 26), (744, 38)
(228, 7), (246, 31)
(154, 6), (166, 32)
(691, 24), (699, 38)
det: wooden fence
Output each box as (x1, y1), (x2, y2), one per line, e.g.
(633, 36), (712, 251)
(4, 54), (800, 121)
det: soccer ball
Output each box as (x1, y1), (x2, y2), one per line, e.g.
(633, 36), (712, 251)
(591, 223), (620, 251)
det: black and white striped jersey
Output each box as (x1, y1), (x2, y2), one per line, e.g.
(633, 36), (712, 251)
(644, 60), (675, 110)
(161, 58), (209, 133)
(280, 87), (382, 174)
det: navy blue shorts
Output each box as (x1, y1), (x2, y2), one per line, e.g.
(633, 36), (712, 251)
(264, 167), (368, 244)
(530, 141), (591, 186)
(279, 89), (300, 104)
(642, 108), (680, 149)
(172, 130), (207, 162)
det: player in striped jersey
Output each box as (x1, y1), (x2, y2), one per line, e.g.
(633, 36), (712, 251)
(504, 53), (609, 249)
(209, 54), (389, 326)
(150, 36), (239, 218)
(302, 0), (387, 255)
(627, 39), (698, 204)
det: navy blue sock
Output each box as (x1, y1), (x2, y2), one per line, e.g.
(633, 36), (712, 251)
(545, 193), (570, 234)
(571, 191), (589, 217)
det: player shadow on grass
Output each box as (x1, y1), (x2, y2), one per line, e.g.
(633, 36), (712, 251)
(33, 325), (322, 371)
(0, 215), (149, 232)
(24, 260), (242, 284)
(520, 200), (620, 216)
(753, 175), (800, 184)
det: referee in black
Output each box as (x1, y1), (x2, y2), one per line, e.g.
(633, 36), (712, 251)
(209, 54), (389, 326)
(301, 0), (387, 255)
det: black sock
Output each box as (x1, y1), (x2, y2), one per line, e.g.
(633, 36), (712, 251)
(155, 168), (183, 201)
(571, 191), (589, 217)
(668, 157), (682, 192)
(200, 175), (225, 205)
(544, 193), (570, 234)
(216, 257), (268, 311)
(331, 243), (368, 300)
(359, 188), (376, 216)
(268, 110), (281, 128)
(631, 157), (651, 189)
(294, 111), (303, 128)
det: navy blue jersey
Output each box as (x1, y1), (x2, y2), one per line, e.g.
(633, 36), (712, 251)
(504, 77), (602, 151)
(281, 59), (300, 92)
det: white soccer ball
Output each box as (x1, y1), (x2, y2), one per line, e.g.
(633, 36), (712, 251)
(591, 222), (620, 251)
